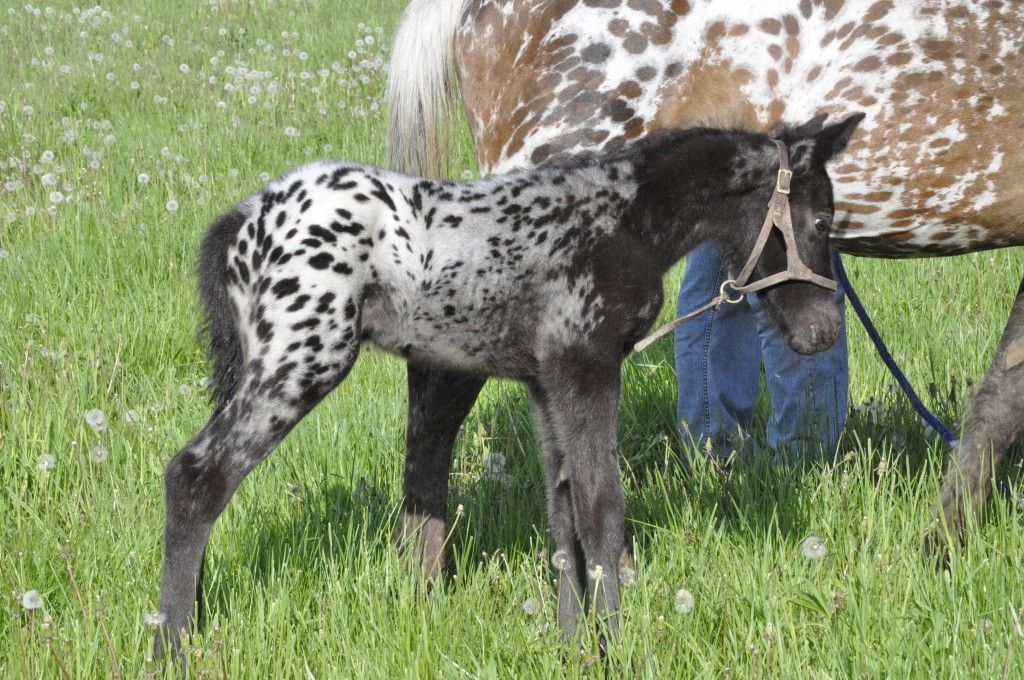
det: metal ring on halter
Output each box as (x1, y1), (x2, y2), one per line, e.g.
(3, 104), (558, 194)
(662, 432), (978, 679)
(719, 279), (745, 304)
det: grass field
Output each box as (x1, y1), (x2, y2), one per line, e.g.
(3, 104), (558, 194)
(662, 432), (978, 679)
(2, 1), (1023, 677)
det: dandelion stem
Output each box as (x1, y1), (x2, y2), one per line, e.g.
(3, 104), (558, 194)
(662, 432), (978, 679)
(47, 639), (73, 680)
(65, 552), (121, 679)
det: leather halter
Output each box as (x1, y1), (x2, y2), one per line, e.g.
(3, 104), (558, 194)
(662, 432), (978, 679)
(634, 140), (838, 352)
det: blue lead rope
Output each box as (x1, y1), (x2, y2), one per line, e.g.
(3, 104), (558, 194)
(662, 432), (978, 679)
(831, 252), (1017, 502)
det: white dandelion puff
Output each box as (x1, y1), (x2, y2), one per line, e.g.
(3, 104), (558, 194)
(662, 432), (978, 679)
(674, 588), (695, 614)
(551, 549), (570, 571)
(21, 590), (43, 610)
(522, 598), (539, 616)
(165, 198), (179, 212)
(179, 63), (190, 74)
(144, 611), (166, 627)
(90, 446), (109, 464)
(619, 561), (637, 587)
(800, 536), (828, 560)
(137, 173), (149, 184)
(178, 384), (191, 396)
(85, 409), (107, 432)
(36, 454), (56, 472)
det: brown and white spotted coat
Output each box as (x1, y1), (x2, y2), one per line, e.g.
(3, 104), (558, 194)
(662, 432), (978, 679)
(454, 0), (1024, 256)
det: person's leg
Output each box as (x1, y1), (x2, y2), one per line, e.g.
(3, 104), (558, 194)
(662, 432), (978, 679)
(749, 262), (849, 461)
(674, 241), (762, 456)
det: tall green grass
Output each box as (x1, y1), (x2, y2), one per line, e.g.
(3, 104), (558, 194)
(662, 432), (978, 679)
(1, 1), (1022, 677)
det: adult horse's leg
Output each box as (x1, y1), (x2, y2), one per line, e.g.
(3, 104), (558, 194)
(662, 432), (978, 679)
(534, 356), (625, 640)
(397, 363), (485, 581)
(929, 274), (1024, 551)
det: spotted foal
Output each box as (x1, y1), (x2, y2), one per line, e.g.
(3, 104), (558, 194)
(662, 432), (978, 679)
(156, 114), (863, 656)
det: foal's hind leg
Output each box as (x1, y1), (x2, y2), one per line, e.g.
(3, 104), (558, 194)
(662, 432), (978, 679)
(397, 363), (485, 581)
(156, 320), (360, 658)
(534, 358), (625, 640)
(928, 275), (1024, 553)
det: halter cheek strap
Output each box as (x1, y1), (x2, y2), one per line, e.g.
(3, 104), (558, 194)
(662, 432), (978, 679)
(634, 140), (838, 353)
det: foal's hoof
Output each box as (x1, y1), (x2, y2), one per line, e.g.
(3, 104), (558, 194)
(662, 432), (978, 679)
(921, 526), (953, 570)
(395, 510), (447, 584)
(922, 511), (964, 570)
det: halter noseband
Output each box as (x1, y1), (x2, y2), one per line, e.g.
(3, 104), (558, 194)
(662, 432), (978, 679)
(634, 140), (838, 352)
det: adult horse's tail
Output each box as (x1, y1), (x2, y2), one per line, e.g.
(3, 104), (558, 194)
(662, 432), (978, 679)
(387, 0), (470, 177)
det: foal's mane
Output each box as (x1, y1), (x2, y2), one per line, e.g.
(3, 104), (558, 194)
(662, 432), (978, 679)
(537, 124), (779, 175)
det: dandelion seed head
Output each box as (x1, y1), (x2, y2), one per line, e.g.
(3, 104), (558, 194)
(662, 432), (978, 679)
(800, 536), (827, 560)
(165, 198), (179, 212)
(551, 549), (570, 571)
(90, 446), (109, 463)
(674, 588), (695, 614)
(144, 611), (166, 627)
(37, 454), (56, 472)
(522, 598), (539, 616)
(21, 590), (43, 610)
(619, 562), (637, 587)
(137, 172), (149, 184)
(85, 408), (107, 432)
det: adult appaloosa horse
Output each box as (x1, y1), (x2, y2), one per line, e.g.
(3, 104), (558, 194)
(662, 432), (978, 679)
(387, 0), (1024, 569)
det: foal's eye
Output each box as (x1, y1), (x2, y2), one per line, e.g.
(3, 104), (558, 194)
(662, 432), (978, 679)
(814, 217), (830, 233)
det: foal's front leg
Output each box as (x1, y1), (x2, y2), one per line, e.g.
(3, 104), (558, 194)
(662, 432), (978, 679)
(397, 363), (485, 581)
(535, 358), (625, 639)
(530, 390), (587, 639)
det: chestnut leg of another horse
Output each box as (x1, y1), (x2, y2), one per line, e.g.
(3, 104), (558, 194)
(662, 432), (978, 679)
(930, 274), (1024, 550)
(397, 363), (485, 581)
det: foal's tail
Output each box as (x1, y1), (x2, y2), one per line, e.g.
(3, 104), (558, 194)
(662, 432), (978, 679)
(386, 0), (471, 177)
(197, 206), (248, 408)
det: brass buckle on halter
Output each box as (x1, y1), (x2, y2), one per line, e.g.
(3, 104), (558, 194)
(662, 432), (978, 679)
(719, 279), (745, 305)
(776, 167), (793, 195)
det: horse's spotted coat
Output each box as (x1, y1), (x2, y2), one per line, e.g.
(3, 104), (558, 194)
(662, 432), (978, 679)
(222, 158), (639, 407)
(455, 0), (1024, 256)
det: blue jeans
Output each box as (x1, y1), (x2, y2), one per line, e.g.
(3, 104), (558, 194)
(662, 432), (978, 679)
(674, 241), (848, 460)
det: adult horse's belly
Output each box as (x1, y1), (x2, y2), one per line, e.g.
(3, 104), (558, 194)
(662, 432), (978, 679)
(457, 0), (1024, 257)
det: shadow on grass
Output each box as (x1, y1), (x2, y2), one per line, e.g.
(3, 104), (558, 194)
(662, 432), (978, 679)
(202, 347), (1020, 624)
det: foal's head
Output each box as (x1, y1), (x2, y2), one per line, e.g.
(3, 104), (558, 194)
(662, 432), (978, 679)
(707, 112), (866, 354)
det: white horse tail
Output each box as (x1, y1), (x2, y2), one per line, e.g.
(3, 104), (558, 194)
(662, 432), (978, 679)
(387, 0), (470, 178)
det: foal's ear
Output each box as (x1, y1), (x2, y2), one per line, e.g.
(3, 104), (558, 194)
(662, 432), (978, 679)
(812, 112), (866, 163)
(783, 112), (866, 173)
